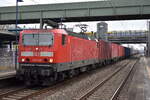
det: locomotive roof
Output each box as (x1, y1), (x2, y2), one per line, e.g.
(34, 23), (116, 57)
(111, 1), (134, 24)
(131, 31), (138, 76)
(21, 29), (97, 41)
(67, 30), (91, 40)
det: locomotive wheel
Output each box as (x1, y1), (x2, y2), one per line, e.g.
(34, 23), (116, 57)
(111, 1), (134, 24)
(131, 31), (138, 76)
(92, 64), (96, 69)
(41, 73), (58, 86)
(25, 81), (31, 86)
(42, 77), (54, 86)
(62, 73), (66, 80)
(54, 72), (58, 81)
(58, 72), (66, 81)
(80, 67), (87, 73)
(69, 69), (76, 78)
(75, 69), (80, 75)
(87, 65), (93, 71)
(25, 80), (35, 87)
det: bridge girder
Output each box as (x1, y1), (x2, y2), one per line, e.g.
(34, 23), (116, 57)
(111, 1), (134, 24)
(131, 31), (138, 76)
(0, 0), (150, 24)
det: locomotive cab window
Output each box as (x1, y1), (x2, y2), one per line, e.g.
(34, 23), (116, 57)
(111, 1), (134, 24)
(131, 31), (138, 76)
(22, 33), (53, 46)
(62, 34), (66, 45)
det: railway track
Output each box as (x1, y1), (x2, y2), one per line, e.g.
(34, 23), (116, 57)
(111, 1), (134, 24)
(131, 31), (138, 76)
(73, 59), (138, 100)
(0, 59), (136, 100)
(110, 61), (138, 100)
(0, 82), (64, 100)
(35, 59), (132, 100)
(0, 72), (92, 100)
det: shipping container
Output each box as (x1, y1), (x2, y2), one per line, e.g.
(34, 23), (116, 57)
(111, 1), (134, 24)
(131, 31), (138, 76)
(98, 40), (111, 61)
(124, 47), (131, 57)
(111, 43), (119, 59)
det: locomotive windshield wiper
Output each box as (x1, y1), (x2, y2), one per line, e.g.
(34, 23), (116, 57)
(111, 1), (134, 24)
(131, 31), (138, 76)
(33, 33), (39, 46)
(32, 33), (39, 46)
(38, 33), (39, 46)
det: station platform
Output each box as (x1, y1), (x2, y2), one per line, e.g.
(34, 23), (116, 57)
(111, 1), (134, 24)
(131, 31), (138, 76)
(0, 70), (16, 80)
(143, 57), (150, 100)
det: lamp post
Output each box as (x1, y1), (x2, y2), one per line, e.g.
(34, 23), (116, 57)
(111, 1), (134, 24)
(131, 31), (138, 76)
(16, 0), (23, 34)
(15, 0), (23, 70)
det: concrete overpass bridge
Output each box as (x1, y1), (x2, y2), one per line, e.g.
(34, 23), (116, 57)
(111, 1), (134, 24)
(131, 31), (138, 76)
(0, 0), (150, 24)
(107, 30), (147, 44)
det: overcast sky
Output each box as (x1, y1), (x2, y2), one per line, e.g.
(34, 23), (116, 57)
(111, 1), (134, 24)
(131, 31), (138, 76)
(0, 0), (103, 6)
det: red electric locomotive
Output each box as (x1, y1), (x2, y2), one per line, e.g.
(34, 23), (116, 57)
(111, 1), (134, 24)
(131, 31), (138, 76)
(17, 29), (99, 85)
(17, 27), (132, 86)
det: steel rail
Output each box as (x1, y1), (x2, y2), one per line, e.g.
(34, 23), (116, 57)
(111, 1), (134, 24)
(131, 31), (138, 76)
(73, 60), (132, 100)
(0, 87), (26, 99)
(110, 60), (139, 100)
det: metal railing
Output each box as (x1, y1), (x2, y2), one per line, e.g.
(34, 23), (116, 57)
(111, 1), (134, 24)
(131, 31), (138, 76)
(107, 30), (147, 38)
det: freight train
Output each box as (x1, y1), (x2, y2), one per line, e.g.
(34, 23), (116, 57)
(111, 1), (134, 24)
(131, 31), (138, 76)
(17, 29), (136, 86)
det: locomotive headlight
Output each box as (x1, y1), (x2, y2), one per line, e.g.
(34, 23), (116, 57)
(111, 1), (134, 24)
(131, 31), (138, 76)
(22, 58), (25, 62)
(49, 59), (53, 63)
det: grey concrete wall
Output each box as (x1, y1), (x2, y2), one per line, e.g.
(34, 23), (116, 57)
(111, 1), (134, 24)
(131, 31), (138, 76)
(0, 48), (15, 70)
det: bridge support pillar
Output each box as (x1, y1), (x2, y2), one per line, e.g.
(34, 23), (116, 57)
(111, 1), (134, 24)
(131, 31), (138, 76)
(40, 18), (44, 29)
(40, 11), (44, 29)
(147, 22), (150, 57)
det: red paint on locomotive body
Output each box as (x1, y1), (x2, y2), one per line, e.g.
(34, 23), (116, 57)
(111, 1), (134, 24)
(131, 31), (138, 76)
(69, 36), (98, 61)
(18, 29), (98, 64)
(111, 43), (119, 59)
